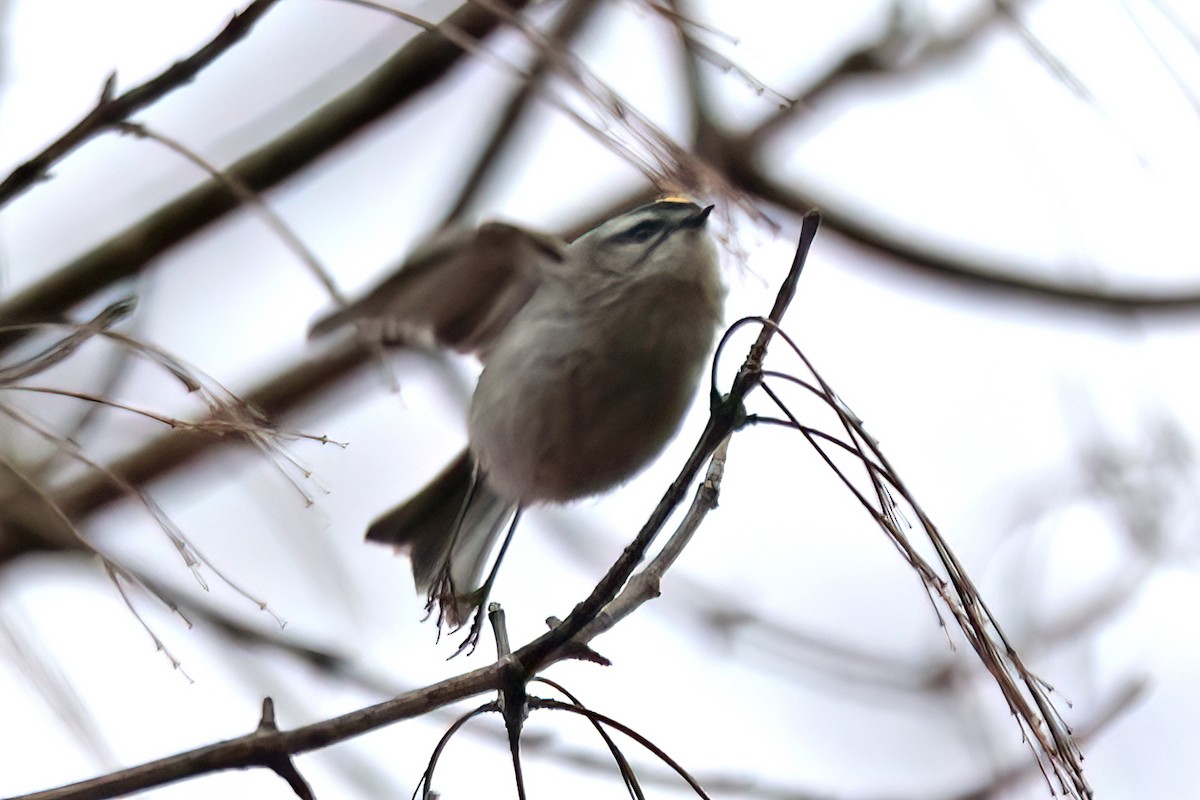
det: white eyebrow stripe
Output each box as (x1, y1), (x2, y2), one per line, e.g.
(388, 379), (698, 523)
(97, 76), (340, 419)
(606, 205), (696, 240)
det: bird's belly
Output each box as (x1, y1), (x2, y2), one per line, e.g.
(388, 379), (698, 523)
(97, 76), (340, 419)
(468, 313), (708, 504)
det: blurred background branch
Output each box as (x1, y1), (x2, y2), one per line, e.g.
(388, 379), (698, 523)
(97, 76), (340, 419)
(1, 0), (1196, 797)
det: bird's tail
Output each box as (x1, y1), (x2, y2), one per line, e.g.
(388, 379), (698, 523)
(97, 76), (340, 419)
(366, 450), (516, 627)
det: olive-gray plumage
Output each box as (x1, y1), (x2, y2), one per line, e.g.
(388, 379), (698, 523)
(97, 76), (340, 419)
(314, 199), (724, 626)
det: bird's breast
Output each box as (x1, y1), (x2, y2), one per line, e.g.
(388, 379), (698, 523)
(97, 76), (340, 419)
(468, 275), (721, 503)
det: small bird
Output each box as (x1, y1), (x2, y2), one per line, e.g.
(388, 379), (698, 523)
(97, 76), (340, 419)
(312, 198), (724, 634)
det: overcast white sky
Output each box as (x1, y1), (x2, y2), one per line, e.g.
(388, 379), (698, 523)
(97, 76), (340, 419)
(2, 1), (1200, 798)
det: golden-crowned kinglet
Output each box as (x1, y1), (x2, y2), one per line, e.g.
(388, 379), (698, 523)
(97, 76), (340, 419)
(312, 198), (724, 626)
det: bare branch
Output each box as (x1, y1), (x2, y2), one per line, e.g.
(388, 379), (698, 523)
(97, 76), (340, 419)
(0, 0), (533, 344)
(114, 122), (345, 305)
(513, 213), (821, 674)
(0, 338), (370, 565)
(715, 146), (1200, 314)
(5, 665), (501, 800)
(442, 0), (603, 224)
(0, 0), (283, 209)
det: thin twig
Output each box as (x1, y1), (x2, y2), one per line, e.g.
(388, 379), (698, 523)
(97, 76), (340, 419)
(0, 0), (283, 209)
(115, 122), (346, 304)
(3, 213), (821, 800)
(513, 213), (821, 674)
(0, 0), (533, 345)
(580, 435), (730, 640)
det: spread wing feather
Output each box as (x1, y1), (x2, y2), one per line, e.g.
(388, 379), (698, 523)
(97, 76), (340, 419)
(310, 222), (566, 357)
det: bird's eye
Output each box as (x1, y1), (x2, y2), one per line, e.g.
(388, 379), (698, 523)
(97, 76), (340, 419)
(615, 219), (665, 244)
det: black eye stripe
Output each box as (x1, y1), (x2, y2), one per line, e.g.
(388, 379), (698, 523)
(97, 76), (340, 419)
(614, 219), (666, 244)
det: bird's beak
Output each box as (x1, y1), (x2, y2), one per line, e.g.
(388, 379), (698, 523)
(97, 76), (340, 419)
(682, 204), (714, 229)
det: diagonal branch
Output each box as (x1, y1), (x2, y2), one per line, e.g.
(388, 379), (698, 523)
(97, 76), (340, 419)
(513, 213), (821, 673)
(714, 140), (1200, 314)
(2, 218), (820, 800)
(0, 0), (532, 342)
(0, 339), (372, 565)
(0, 0), (283, 209)
(7, 218), (1097, 800)
(0, 195), (651, 569)
(7, 664), (506, 800)
(441, 0), (604, 225)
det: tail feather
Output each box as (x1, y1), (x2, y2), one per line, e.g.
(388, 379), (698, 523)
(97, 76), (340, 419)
(366, 451), (516, 625)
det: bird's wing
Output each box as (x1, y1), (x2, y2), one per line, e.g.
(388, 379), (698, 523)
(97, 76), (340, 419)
(309, 222), (566, 356)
